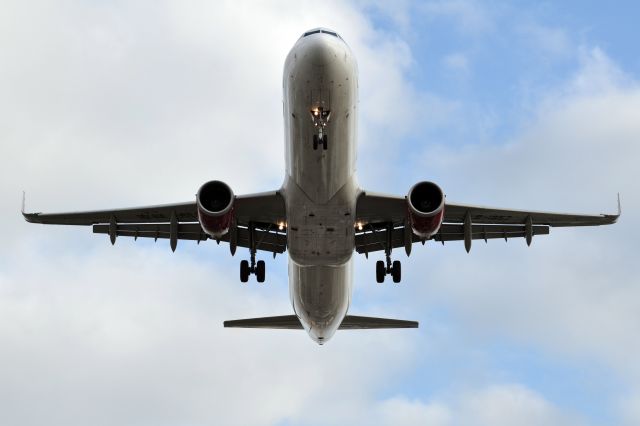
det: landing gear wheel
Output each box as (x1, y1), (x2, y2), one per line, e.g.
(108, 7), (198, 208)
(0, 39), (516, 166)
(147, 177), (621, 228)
(322, 135), (328, 150)
(392, 260), (401, 283)
(313, 134), (318, 150)
(376, 260), (385, 283)
(256, 260), (265, 283)
(240, 260), (250, 283)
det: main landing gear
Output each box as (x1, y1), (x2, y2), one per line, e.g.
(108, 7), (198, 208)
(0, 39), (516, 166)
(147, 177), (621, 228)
(376, 224), (402, 284)
(240, 258), (265, 283)
(376, 257), (401, 284)
(239, 222), (266, 283)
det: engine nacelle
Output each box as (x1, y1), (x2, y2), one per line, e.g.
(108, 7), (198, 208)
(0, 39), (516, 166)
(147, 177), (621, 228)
(196, 180), (235, 238)
(407, 181), (445, 238)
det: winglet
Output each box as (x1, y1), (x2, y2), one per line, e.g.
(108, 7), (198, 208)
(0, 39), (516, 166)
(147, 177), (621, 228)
(617, 193), (622, 216)
(603, 193), (622, 225)
(21, 191), (41, 223)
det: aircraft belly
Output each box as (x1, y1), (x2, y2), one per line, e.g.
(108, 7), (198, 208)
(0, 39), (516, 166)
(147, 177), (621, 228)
(281, 32), (360, 344)
(289, 260), (352, 343)
(285, 176), (358, 266)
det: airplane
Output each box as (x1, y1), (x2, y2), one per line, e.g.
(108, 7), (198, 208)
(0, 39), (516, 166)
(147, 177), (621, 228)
(23, 28), (620, 345)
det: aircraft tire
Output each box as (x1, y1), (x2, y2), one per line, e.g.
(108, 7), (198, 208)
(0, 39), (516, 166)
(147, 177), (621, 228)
(256, 260), (265, 283)
(313, 135), (318, 150)
(376, 260), (385, 283)
(322, 135), (328, 150)
(240, 260), (250, 283)
(392, 261), (401, 283)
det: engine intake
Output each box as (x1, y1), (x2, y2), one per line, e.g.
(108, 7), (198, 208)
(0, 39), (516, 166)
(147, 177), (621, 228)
(407, 181), (445, 238)
(197, 180), (235, 238)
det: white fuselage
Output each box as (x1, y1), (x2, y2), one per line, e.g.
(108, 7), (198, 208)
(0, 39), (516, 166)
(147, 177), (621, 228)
(282, 30), (360, 344)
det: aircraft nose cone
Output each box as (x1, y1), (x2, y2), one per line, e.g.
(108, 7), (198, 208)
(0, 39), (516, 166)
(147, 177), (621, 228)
(303, 37), (338, 65)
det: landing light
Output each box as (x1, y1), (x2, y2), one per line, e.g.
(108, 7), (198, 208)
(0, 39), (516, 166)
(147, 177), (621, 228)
(355, 222), (364, 231)
(278, 222), (286, 231)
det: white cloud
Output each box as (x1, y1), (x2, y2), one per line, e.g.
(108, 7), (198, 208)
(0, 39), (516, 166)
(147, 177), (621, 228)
(408, 41), (640, 385)
(0, 239), (422, 426)
(353, 0), (414, 33)
(457, 384), (583, 426)
(377, 396), (451, 426)
(569, 46), (634, 95)
(376, 384), (583, 426)
(443, 52), (470, 74)
(420, 0), (495, 35)
(618, 393), (640, 426)
(517, 23), (572, 59)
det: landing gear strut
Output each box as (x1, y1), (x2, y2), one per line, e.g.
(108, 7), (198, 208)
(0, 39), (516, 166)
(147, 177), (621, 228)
(376, 224), (401, 284)
(240, 222), (266, 283)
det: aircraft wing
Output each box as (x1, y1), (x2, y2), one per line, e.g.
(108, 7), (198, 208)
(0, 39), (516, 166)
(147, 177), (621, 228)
(23, 201), (199, 225)
(23, 191), (287, 254)
(355, 191), (620, 255)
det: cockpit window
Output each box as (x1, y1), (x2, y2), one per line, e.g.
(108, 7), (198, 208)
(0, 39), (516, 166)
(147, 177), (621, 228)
(302, 29), (341, 39)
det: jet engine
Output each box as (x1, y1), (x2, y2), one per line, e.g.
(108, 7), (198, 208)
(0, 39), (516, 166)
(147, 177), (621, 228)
(197, 180), (235, 238)
(407, 181), (445, 238)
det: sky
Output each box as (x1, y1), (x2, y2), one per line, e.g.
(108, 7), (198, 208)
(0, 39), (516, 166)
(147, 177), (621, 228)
(1, 1), (639, 425)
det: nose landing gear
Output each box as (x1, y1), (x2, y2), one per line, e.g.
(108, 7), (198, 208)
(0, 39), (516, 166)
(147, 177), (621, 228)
(310, 106), (330, 150)
(313, 134), (328, 150)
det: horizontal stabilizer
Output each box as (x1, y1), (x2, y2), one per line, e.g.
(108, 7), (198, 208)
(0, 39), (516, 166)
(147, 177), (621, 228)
(224, 315), (303, 329)
(340, 315), (418, 329)
(224, 315), (418, 330)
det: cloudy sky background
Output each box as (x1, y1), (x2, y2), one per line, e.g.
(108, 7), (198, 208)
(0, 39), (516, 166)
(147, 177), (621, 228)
(1, 1), (639, 425)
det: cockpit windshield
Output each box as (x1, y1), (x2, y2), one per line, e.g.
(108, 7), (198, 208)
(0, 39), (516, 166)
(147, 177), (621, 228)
(302, 29), (342, 39)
